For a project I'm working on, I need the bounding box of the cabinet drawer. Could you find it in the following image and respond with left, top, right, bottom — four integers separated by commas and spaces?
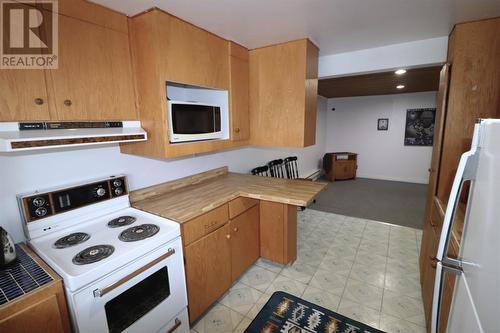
182, 204, 229, 246
229, 197, 259, 219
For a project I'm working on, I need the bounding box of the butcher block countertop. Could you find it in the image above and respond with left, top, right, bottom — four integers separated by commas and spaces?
130, 167, 328, 223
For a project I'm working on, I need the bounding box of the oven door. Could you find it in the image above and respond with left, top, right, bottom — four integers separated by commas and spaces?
70, 237, 188, 333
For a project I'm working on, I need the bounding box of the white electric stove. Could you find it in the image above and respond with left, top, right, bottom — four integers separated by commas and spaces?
18, 176, 189, 333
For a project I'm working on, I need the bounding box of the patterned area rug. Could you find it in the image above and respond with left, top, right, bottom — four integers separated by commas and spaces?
245, 291, 385, 333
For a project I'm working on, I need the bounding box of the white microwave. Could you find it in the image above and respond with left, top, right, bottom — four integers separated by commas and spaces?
167, 100, 223, 143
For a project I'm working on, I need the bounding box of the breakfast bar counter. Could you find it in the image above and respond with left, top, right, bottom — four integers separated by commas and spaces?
130, 167, 327, 223
130, 167, 327, 322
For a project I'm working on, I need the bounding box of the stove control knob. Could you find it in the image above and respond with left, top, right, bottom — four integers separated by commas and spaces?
114, 187, 123, 196
32, 197, 46, 207
113, 179, 122, 187
35, 207, 47, 217
95, 188, 106, 197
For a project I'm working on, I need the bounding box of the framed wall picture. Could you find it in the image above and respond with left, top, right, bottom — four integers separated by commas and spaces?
377, 118, 389, 131
404, 108, 436, 146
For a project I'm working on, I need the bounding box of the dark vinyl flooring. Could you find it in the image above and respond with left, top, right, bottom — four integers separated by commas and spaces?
310, 178, 427, 229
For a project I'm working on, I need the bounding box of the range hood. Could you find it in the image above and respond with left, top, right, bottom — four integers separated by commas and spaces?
0, 121, 147, 152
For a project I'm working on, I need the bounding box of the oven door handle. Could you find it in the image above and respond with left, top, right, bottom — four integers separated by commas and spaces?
93, 248, 176, 298
165, 318, 182, 333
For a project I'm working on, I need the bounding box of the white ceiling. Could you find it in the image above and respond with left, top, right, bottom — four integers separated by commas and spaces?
90, 0, 500, 55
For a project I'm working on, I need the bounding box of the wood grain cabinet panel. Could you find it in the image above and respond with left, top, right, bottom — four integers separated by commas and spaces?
0, 68, 51, 121
230, 205, 260, 281
228, 196, 258, 219
259, 201, 297, 264
184, 224, 231, 323
181, 204, 229, 246
249, 39, 319, 147
229, 42, 250, 141
155, 10, 229, 90
0, 295, 65, 333
45, 14, 136, 121
0, 5, 51, 122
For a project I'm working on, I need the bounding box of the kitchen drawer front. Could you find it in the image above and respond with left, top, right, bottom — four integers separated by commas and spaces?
182, 204, 229, 246
229, 197, 259, 219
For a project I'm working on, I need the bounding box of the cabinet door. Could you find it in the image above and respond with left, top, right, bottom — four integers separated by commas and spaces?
230, 205, 259, 281
184, 224, 231, 323
0, 294, 65, 333
158, 12, 229, 89
45, 15, 136, 120
0, 6, 50, 122
229, 42, 249, 141
0, 69, 50, 121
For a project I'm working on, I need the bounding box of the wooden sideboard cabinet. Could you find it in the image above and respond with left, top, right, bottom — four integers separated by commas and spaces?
249, 39, 319, 147
323, 152, 357, 181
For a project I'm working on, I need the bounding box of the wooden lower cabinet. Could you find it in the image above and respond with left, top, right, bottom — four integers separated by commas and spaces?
184, 224, 232, 323
259, 201, 297, 264
183, 199, 299, 323
230, 205, 260, 281
0, 246, 71, 333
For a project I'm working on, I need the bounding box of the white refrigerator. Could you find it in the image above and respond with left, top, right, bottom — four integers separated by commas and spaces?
432, 119, 500, 333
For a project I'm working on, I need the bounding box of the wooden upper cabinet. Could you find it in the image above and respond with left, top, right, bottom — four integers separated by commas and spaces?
249, 39, 319, 147
0, 3, 50, 122
0, 68, 50, 121
154, 10, 229, 89
45, 14, 136, 120
121, 9, 245, 159
229, 42, 250, 141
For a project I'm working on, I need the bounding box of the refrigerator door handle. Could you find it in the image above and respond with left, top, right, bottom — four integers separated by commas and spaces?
432, 122, 481, 333
436, 142, 479, 265
431, 262, 463, 333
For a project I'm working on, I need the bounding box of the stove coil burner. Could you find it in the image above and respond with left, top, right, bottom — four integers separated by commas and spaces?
119, 224, 160, 242
54, 232, 90, 249
107, 216, 136, 228
72, 245, 115, 265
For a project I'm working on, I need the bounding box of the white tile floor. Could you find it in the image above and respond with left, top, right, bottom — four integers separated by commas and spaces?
191, 209, 426, 333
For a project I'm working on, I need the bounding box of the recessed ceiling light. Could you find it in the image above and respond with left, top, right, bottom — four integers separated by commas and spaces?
396, 84, 405, 89
395, 69, 407, 75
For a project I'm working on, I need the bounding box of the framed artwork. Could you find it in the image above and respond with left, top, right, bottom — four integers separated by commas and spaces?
377, 118, 389, 131
404, 108, 436, 146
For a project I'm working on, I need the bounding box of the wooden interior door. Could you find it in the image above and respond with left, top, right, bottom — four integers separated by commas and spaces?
230, 205, 259, 281
45, 14, 136, 120
422, 64, 450, 237
184, 224, 231, 323
420, 205, 440, 326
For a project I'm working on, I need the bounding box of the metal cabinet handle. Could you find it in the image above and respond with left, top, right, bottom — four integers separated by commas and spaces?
235, 128, 240, 133
93, 248, 175, 298
64, 99, 72, 106
165, 319, 182, 333
34, 98, 44, 105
